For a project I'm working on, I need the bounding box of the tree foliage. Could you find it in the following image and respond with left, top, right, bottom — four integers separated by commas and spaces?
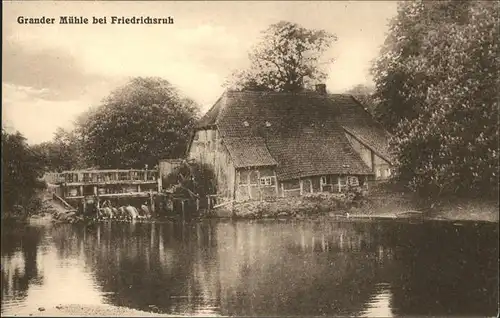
35, 77, 200, 170
82, 77, 199, 168
224, 21, 337, 92
371, 0, 475, 131
2, 130, 46, 217
164, 160, 217, 198
373, 0, 499, 197
31, 128, 83, 172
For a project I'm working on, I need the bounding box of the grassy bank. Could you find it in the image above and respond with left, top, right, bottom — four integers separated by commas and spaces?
214, 183, 498, 223
363, 181, 499, 222
228, 193, 351, 219
425, 197, 498, 222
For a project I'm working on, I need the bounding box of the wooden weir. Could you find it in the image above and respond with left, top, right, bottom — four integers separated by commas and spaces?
53, 169, 160, 215
46, 168, 223, 219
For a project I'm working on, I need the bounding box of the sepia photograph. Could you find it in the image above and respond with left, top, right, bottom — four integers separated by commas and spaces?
2, 0, 499, 317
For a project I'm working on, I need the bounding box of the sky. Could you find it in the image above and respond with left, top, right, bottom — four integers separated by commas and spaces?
2, 1, 397, 144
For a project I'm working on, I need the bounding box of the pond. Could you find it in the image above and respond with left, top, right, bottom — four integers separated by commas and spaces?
1, 219, 498, 317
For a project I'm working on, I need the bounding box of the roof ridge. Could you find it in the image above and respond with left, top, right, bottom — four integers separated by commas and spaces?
348, 95, 391, 133
225, 90, 354, 97
342, 126, 392, 164
195, 91, 227, 129
339, 125, 377, 170
214, 90, 229, 126
202, 100, 218, 116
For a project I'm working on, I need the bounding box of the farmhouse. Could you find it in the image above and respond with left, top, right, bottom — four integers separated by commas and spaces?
187, 84, 393, 202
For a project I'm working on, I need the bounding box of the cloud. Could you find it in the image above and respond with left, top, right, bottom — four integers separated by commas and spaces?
2, 83, 91, 144
4, 13, 240, 108
2, 83, 52, 102
2, 37, 119, 102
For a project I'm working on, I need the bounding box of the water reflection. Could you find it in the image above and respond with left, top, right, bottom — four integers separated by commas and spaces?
388, 222, 499, 316
1, 223, 45, 309
214, 221, 394, 316
359, 283, 393, 317
1, 220, 498, 317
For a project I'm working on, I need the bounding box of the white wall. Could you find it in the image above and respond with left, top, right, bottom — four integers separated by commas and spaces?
345, 132, 392, 180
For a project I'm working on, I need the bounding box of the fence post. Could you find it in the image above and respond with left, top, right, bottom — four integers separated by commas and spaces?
149, 191, 154, 215
181, 200, 185, 221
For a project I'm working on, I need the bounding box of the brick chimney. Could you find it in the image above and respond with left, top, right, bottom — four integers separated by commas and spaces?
315, 84, 327, 94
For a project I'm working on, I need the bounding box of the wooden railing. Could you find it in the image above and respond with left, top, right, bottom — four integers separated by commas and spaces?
56, 169, 158, 184
43, 172, 64, 184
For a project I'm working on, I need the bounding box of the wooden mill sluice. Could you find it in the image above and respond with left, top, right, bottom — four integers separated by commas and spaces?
53, 169, 160, 215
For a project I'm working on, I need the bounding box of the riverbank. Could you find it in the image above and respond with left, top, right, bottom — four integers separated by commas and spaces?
24, 185, 498, 225
7, 304, 181, 317
425, 197, 499, 222
215, 185, 498, 223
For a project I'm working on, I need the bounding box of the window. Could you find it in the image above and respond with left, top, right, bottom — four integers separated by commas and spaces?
376, 169, 381, 178
386, 168, 392, 177
320, 176, 327, 185
347, 176, 359, 186
338, 176, 347, 186
321, 176, 337, 185
260, 176, 276, 186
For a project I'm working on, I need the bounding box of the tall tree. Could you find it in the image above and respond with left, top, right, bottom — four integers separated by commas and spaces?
80, 77, 199, 169
2, 130, 46, 217
32, 127, 82, 172
224, 21, 337, 92
371, 0, 474, 132
373, 0, 499, 197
